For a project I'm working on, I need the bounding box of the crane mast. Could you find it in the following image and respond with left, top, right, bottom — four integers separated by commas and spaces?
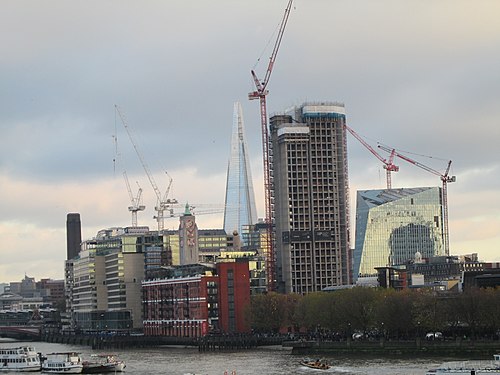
248, 0, 293, 292
115, 105, 177, 232
123, 171, 145, 227
113, 130, 146, 227
344, 124, 399, 189
378, 144, 456, 255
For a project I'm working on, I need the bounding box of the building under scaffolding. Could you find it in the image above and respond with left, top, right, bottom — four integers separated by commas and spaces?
270, 102, 351, 293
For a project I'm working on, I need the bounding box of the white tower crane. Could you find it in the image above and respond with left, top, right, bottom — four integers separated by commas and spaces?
113, 131, 146, 227
123, 171, 145, 227
115, 105, 177, 232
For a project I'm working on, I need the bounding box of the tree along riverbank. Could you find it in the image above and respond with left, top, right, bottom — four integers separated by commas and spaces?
285, 338, 500, 358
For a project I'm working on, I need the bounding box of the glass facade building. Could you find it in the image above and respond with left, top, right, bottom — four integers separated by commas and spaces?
223, 102, 258, 244
353, 187, 446, 281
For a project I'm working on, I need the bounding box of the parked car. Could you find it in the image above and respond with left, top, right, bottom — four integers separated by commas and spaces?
352, 332, 364, 340
426, 331, 443, 340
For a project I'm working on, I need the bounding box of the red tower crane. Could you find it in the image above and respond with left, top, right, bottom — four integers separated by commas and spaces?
378, 144, 456, 256
344, 124, 399, 189
248, 0, 293, 291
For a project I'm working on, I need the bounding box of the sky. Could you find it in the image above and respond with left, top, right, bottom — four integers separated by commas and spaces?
1, 0, 499, 283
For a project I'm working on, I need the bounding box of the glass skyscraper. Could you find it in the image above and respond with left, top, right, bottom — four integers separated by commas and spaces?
353, 187, 446, 281
223, 102, 258, 243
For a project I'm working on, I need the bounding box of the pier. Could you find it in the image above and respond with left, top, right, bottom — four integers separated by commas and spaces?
40, 331, 283, 351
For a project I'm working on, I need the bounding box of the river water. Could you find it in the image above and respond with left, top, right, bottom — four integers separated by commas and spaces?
0, 340, 447, 375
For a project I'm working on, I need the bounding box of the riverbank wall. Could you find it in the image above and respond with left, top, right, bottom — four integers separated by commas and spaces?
40, 332, 282, 351
40, 332, 500, 358
286, 338, 500, 358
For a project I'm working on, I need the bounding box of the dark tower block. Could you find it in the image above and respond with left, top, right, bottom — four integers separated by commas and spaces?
66, 213, 82, 260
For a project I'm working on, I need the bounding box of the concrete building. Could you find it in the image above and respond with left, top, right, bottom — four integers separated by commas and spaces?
71, 226, 163, 331
375, 255, 499, 292
270, 102, 351, 293
162, 227, 229, 266
223, 102, 258, 245
353, 187, 446, 282
198, 229, 229, 263
38, 279, 65, 310
65, 212, 81, 316
179, 205, 199, 265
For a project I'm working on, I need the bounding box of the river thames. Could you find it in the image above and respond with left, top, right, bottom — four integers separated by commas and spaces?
1, 340, 447, 374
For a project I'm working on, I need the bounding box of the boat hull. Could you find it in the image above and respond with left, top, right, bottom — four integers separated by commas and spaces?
42, 352, 83, 374
41, 366, 83, 374
299, 361, 330, 370
0, 366, 41, 372
0, 346, 42, 372
82, 362, 125, 373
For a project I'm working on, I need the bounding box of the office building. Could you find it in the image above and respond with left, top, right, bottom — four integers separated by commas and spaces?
270, 102, 351, 293
223, 102, 258, 244
353, 187, 446, 282
71, 226, 164, 330
198, 229, 229, 263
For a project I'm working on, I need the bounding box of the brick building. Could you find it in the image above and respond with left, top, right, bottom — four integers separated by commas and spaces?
142, 260, 250, 338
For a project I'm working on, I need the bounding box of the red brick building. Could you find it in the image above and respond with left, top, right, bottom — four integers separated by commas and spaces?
217, 260, 251, 333
142, 260, 250, 337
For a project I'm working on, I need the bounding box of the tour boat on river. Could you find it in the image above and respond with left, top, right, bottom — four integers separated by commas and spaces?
41, 352, 83, 374
0, 346, 41, 372
426, 354, 500, 374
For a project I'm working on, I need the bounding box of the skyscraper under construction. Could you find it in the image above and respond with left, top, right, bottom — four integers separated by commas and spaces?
270, 102, 351, 293
223, 102, 258, 244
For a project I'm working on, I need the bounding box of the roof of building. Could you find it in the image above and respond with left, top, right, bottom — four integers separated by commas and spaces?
358, 187, 435, 207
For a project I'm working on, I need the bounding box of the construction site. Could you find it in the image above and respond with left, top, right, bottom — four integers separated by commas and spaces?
96, 0, 461, 294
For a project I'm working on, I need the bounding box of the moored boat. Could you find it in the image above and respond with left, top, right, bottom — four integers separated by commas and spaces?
0, 346, 41, 372
426, 354, 500, 374
299, 358, 330, 370
82, 354, 125, 373
41, 352, 83, 374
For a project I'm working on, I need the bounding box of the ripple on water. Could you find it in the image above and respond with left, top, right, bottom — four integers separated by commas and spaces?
0, 341, 443, 375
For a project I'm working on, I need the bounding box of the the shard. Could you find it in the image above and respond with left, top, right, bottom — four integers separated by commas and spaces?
223, 102, 258, 244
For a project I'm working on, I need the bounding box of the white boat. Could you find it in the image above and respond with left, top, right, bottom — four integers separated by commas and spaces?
42, 352, 83, 374
82, 354, 125, 373
426, 354, 500, 374
0, 346, 41, 372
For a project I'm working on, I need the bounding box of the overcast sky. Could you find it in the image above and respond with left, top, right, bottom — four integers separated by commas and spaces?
1, 0, 499, 283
